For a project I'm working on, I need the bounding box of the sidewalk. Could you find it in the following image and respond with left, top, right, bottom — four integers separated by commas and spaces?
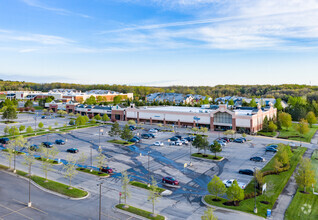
271, 148, 314, 220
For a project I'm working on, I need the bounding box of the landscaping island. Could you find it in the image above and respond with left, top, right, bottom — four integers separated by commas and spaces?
116, 204, 165, 220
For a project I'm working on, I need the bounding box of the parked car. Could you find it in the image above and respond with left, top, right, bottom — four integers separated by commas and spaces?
240, 137, 247, 142
148, 133, 156, 138
239, 169, 254, 176
216, 140, 226, 147
100, 166, 113, 174
129, 125, 136, 131
30, 144, 39, 151
66, 148, 79, 153
174, 135, 182, 140
185, 136, 195, 142
149, 129, 158, 133
141, 134, 151, 139
169, 137, 179, 142
170, 141, 182, 146
234, 138, 244, 143
153, 141, 164, 146
133, 136, 140, 141
220, 137, 230, 143
55, 139, 65, 145
223, 179, 246, 189
266, 147, 278, 152
42, 142, 53, 148
180, 139, 189, 145
129, 138, 139, 143
0, 137, 10, 144
41, 116, 47, 119
162, 177, 179, 185
267, 144, 278, 149
250, 156, 265, 162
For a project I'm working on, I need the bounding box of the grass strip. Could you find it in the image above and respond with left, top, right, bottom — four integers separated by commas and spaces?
76, 168, 109, 177
192, 153, 223, 161
1, 149, 25, 155
108, 139, 134, 145
257, 131, 277, 137
116, 204, 165, 220
0, 165, 87, 198
129, 181, 165, 193
204, 146, 306, 218
278, 124, 318, 143
35, 157, 59, 164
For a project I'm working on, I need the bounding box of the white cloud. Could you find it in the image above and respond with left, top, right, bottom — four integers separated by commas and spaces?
103, 0, 318, 50
21, 0, 91, 18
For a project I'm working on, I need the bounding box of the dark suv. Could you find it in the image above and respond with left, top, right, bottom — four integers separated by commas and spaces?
42, 142, 53, 148
0, 137, 10, 144
141, 134, 151, 139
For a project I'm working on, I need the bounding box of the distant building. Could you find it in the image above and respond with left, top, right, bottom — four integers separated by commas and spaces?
146, 93, 210, 104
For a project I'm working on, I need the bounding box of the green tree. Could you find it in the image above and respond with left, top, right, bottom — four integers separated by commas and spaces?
24, 100, 33, 108
254, 169, 264, 189
9, 135, 27, 172
94, 114, 102, 121
113, 95, 122, 105
226, 180, 244, 206
127, 120, 136, 125
207, 175, 226, 200
201, 208, 218, 220
277, 148, 289, 166
102, 114, 110, 122
278, 112, 292, 130
22, 146, 36, 189
148, 176, 162, 216
192, 135, 209, 154
95, 148, 107, 170
63, 156, 78, 189
4, 142, 15, 169
120, 124, 134, 140
228, 99, 234, 106
295, 158, 316, 193
9, 126, 19, 136
295, 119, 309, 146
274, 158, 283, 172
121, 171, 131, 207
75, 116, 86, 126
268, 121, 277, 132
249, 98, 257, 107
4, 125, 10, 136
83, 115, 89, 123
306, 111, 317, 127
2, 106, 17, 122
39, 145, 59, 181
26, 126, 33, 133
262, 116, 269, 132
108, 122, 121, 139
42, 109, 48, 115
274, 98, 283, 111
38, 122, 44, 129
54, 122, 58, 126
209, 141, 222, 159
85, 95, 96, 105
19, 125, 26, 132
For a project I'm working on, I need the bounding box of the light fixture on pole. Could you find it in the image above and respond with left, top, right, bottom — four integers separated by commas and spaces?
254, 167, 257, 214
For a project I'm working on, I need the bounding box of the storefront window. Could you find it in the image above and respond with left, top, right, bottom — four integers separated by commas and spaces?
214, 112, 232, 124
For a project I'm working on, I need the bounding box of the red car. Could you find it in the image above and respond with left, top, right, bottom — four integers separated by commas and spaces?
100, 166, 113, 174
162, 177, 179, 185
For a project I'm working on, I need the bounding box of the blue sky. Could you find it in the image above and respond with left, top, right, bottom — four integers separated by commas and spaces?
0, 0, 318, 86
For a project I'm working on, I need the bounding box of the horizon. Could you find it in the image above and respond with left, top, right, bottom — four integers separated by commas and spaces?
1, 1, 318, 86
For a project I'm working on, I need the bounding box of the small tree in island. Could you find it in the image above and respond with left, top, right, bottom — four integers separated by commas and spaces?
209, 141, 222, 159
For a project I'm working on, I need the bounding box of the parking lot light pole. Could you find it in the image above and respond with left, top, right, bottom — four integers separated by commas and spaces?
99, 128, 103, 148
97, 182, 103, 220
28, 165, 32, 207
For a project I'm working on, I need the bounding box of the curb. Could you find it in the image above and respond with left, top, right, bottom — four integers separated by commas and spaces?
201, 196, 265, 220
0, 169, 90, 200
112, 205, 167, 220
191, 156, 225, 162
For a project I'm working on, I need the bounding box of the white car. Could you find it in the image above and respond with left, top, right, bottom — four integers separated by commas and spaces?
170, 141, 182, 146
153, 141, 164, 146
149, 129, 158, 133
180, 139, 189, 145
222, 179, 246, 189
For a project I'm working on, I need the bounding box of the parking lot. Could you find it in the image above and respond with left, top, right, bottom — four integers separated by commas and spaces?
8, 119, 280, 200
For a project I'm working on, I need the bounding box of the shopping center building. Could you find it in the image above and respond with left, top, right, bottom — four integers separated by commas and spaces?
125, 104, 277, 133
